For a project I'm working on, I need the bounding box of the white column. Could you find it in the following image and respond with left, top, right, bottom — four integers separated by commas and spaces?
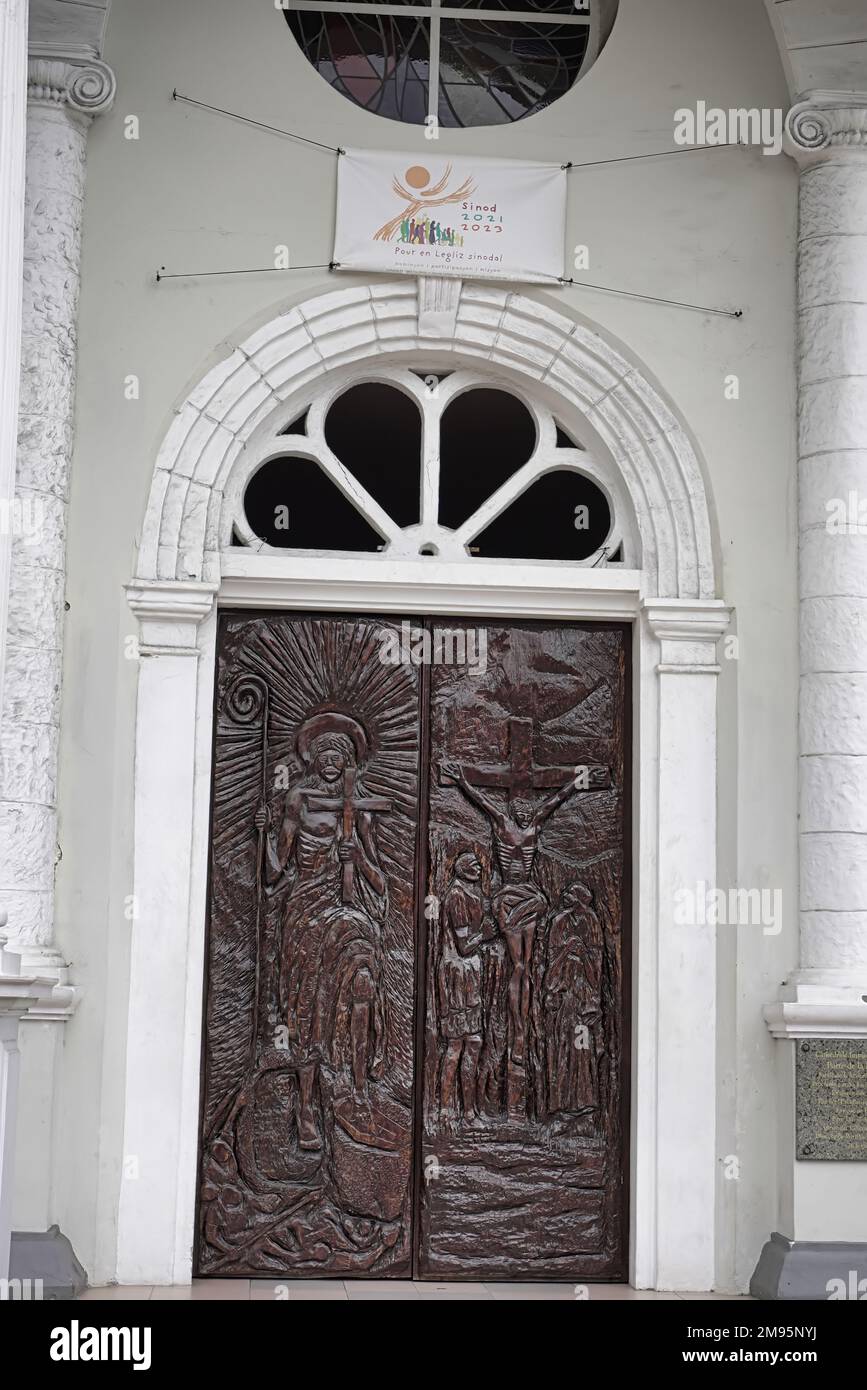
767, 93, 867, 1035
755, 94, 867, 1294
644, 601, 729, 1291
0, 918, 53, 1280
0, 56, 115, 974
0, 0, 28, 711
117, 583, 217, 1285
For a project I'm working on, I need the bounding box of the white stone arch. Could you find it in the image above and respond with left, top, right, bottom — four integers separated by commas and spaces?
135, 281, 718, 600
121, 279, 730, 1294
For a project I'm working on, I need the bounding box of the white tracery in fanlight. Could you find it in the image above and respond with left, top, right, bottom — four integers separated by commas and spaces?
225, 367, 626, 564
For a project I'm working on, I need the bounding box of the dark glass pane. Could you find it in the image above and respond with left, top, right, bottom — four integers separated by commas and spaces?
438, 19, 588, 126
280, 410, 308, 435
471, 469, 611, 560
286, 12, 432, 125
438, 388, 536, 529
283, 6, 589, 128
298, 0, 419, 6
443, 0, 587, 11
289, 0, 587, 12
244, 456, 384, 551
324, 382, 422, 527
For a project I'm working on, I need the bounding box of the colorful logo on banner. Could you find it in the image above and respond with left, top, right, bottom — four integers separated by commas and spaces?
374, 164, 476, 250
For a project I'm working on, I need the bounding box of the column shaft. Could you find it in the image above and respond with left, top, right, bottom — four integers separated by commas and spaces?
755, 93, 867, 1299
0, 59, 114, 969
792, 95, 867, 991
0, 0, 28, 712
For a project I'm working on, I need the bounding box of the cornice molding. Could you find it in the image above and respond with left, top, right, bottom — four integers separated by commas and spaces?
29, 0, 112, 64
764, 969, 867, 1040
764, 1003, 867, 1041
0, 926, 64, 1021
126, 581, 218, 657
643, 600, 731, 643
644, 600, 730, 675
27, 56, 116, 119
219, 553, 643, 622
785, 90, 867, 167
126, 581, 219, 625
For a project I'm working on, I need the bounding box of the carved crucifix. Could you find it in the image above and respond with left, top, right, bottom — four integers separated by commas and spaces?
304, 766, 392, 904
457, 717, 610, 796
441, 718, 611, 886
441, 718, 611, 1075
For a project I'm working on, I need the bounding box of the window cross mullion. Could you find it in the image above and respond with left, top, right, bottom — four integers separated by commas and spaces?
281, 2, 592, 26
428, 0, 441, 124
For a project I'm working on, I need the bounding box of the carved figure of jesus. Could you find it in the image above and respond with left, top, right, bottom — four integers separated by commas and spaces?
255, 722, 389, 1150
440, 758, 578, 1066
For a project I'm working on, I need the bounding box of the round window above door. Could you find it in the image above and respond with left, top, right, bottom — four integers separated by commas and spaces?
281, 0, 619, 128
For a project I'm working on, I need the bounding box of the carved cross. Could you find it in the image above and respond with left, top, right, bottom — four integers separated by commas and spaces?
457, 717, 609, 796
304, 766, 391, 904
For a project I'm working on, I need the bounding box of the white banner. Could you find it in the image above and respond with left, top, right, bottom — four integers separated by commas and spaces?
333, 149, 566, 285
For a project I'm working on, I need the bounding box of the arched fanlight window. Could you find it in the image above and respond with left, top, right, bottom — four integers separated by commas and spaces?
281, 0, 619, 128
231, 369, 625, 566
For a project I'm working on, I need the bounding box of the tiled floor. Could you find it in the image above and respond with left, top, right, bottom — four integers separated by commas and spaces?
78, 1279, 749, 1301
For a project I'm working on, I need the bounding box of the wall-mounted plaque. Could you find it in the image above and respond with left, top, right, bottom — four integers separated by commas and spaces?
796, 1039, 867, 1161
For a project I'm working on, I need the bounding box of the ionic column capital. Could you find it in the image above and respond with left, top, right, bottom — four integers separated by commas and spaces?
785, 90, 867, 168
27, 57, 116, 121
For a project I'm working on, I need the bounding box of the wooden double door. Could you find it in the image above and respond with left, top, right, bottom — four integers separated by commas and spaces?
197, 613, 630, 1281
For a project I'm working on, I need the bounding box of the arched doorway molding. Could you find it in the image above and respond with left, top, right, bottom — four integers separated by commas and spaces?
121, 280, 730, 1291
135, 279, 718, 599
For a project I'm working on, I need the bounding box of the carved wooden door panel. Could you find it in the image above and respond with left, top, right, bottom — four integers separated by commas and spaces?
199, 614, 629, 1281
417, 621, 629, 1280
198, 614, 421, 1277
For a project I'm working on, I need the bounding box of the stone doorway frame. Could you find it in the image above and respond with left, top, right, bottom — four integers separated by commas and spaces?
121, 280, 729, 1290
